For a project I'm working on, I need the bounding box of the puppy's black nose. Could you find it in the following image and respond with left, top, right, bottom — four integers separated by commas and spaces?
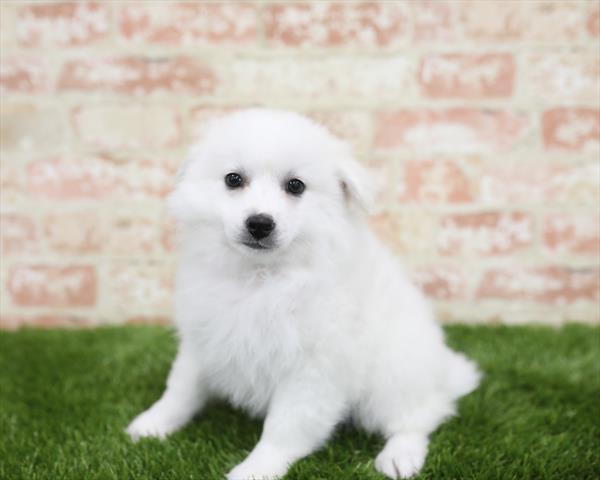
246, 214, 275, 240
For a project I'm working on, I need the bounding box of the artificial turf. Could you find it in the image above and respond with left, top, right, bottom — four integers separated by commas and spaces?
0, 325, 598, 480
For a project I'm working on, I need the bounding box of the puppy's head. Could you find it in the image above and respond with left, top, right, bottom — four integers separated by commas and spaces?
169, 109, 374, 260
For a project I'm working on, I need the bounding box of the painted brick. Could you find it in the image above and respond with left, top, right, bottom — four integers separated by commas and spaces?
526, 53, 600, 101
543, 213, 600, 256
27, 156, 177, 200
459, 1, 582, 42
28, 157, 117, 199
588, 3, 600, 37
44, 211, 103, 254
264, 2, 407, 47
374, 109, 529, 153
0, 214, 37, 255
58, 57, 216, 95
17, 2, 110, 47
0, 161, 24, 202
401, 159, 473, 204
419, 53, 515, 99
107, 214, 164, 255
0, 58, 49, 93
542, 108, 600, 152
411, 266, 467, 300
161, 216, 177, 253
222, 57, 411, 102
8, 265, 96, 307
439, 212, 533, 256
411, 1, 457, 42
72, 106, 181, 149
0, 314, 91, 330
480, 163, 600, 205
477, 267, 599, 304
370, 210, 437, 254
118, 3, 257, 45
44, 210, 167, 256
307, 111, 371, 153
108, 263, 174, 311
1, 104, 67, 152
363, 155, 400, 210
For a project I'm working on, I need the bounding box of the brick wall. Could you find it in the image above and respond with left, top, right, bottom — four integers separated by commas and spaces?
1, 1, 598, 328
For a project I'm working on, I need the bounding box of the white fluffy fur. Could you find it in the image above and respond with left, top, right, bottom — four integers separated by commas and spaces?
126, 109, 480, 479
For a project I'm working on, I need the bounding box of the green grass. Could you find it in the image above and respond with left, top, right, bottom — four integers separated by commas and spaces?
1, 325, 599, 480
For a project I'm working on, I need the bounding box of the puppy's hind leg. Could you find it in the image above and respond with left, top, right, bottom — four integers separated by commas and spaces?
375, 432, 429, 479
372, 393, 457, 479
126, 340, 208, 441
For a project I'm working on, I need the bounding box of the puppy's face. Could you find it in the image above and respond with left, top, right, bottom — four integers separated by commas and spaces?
169, 109, 372, 260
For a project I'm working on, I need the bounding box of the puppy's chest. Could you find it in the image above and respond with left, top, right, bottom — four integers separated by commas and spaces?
187, 273, 315, 414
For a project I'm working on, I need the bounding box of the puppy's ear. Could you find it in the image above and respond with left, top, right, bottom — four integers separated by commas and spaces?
336, 154, 378, 214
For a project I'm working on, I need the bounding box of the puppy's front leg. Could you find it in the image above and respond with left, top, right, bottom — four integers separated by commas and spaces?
227, 374, 345, 480
126, 340, 207, 441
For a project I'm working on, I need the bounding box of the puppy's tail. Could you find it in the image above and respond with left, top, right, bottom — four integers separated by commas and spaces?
444, 351, 481, 399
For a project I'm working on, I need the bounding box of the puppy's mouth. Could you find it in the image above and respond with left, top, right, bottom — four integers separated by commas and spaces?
241, 239, 276, 251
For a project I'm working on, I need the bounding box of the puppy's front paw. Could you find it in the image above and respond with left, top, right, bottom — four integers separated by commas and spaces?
374, 434, 427, 479
226, 465, 284, 480
226, 444, 289, 480
126, 406, 178, 442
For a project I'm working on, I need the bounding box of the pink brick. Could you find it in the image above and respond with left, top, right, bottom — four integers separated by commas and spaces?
58, 57, 216, 95
161, 216, 177, 253
542, 108, 600, 152
526, 53, 600, 101
369, 210, 437, 254
8, 265, 96, 307
543, 213, 600, 255
412, 266, 467, 300
118, 3, 257, 45
411, 1, 457, 42
0, 314, 92, 330
588, 3, 600, 37
44, 211, 167, 255
17, 2, 110, 47
44, 211, 103, 254
27, 157, 177, 200
459, 1, 582, 42
1, 104, 67, 152
0, 214, 37, 255
307, 111, 371, 152
374, 109, 529, 153
477, 267, 599, 304
480, 163, 599, 205
28, 157, 118, 199
223, 57, 411, 102
108, 263, 173, 310
0, 58, 49, 93
0, 162, 24, 202
419, 53, 515, 99
72, 106, 182, 149
439, 212, 533, 256
264, 2, 407, 47
402, 159, 473, 204
108, 215, 165, 255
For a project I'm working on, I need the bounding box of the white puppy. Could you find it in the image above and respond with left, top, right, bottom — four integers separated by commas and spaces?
126, 109, 480, 479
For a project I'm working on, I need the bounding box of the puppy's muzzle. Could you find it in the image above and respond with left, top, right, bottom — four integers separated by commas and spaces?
246, 213, 276, 240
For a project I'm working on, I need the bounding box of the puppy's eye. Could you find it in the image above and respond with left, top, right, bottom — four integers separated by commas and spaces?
286, 178, 305, 196
224, 172, 244, 189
